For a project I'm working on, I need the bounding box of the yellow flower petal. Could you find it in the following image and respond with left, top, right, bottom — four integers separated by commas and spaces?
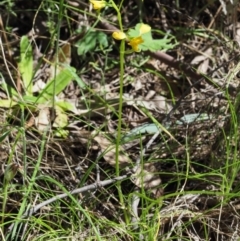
139, 24, 151, 35
112, 31, 127, 40
90, 0, 106, 10
128, 36, 144, 52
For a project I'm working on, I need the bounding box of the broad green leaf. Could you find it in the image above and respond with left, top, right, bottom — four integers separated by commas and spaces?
36, 66, 75, 104
56, 101, 78, 114
19, 36, 33, 95
176, 113, 212, 125
1, 83, 18, 98
23, 95, 38, 103
141, 32, 153, 42
97, 31, 108, 48
128, 28, 139, 38
0, 100, 17, 108
122, 123, 161, 143
128, 24, 142, 37
141, 39, 175, 51
128, 23, 151, 38
76, 31, 108, 56
122, 113, 213, 143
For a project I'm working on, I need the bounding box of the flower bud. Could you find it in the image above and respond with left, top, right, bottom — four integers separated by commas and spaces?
90, 0, 107, 10
112, 31, 127, 40
4, 163, 21, 182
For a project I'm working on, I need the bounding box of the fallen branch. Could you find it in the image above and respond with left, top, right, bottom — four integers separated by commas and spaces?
7, 173, 130, 233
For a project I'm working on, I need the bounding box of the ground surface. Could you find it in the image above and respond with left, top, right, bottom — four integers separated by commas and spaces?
0, 0, 240, 240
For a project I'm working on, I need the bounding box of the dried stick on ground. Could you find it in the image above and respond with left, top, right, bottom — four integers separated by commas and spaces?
7, 174, 130, 234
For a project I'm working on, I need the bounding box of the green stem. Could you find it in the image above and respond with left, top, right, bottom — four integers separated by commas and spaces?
110, 1, 123, 31
2, 177, 9, 233
115, 34, 129, 225
109, 0, 129, 223
115, 40, 125, 177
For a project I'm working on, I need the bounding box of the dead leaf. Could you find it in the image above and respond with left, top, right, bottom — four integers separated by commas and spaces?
131, 162, 162, 198
58, 43, 71, 64
190, 48, 212, 74
131, 79, 143, 91
190, 55, 207, 65
48, 43, 72, 79
32, 79, 46, 93
25, 116, 35, 129
153, 95, 172, 112
198, 58, 209, 74
35, 107, 50, 132
190, 48, 212, 65
94, 135, 132, 167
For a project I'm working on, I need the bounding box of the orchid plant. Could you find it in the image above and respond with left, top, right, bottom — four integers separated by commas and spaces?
89, 1, 176, 209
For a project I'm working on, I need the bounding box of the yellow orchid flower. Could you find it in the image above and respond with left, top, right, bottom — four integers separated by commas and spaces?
112, 23, 151, 52
139, 24, 151, 35
128, 36, 144, 52
127, 24, 150, 51
112, 31, 127, 40
90, 0, 106, 10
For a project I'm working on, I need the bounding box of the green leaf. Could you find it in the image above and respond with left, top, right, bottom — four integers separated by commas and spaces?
54, 129, 69, 138
121, 123, 161, 143
56, 101, 78, 114
176, 113, 212, 125
22, 95, 38, 103
141, 32, 153, 42
140, 39, 175, 51
128, 23, 145, 37
19, 36, 33, 95
128, 28, 140, 38
76, 31, 108, 56
0, 100, 17, 108
97, 32, 108, 48
1, 81, 18, 98
36, 66, 75, 104
53, 106, 69, 138
66, 66, 86, 89
0, 129, 12, 142
53, 108, 68, 128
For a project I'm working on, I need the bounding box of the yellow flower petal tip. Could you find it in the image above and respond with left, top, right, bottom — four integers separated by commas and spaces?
90, 0, 106, 10
112, 31, 127, 40
128, 36, 144, 52
139, 24, 151, 35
